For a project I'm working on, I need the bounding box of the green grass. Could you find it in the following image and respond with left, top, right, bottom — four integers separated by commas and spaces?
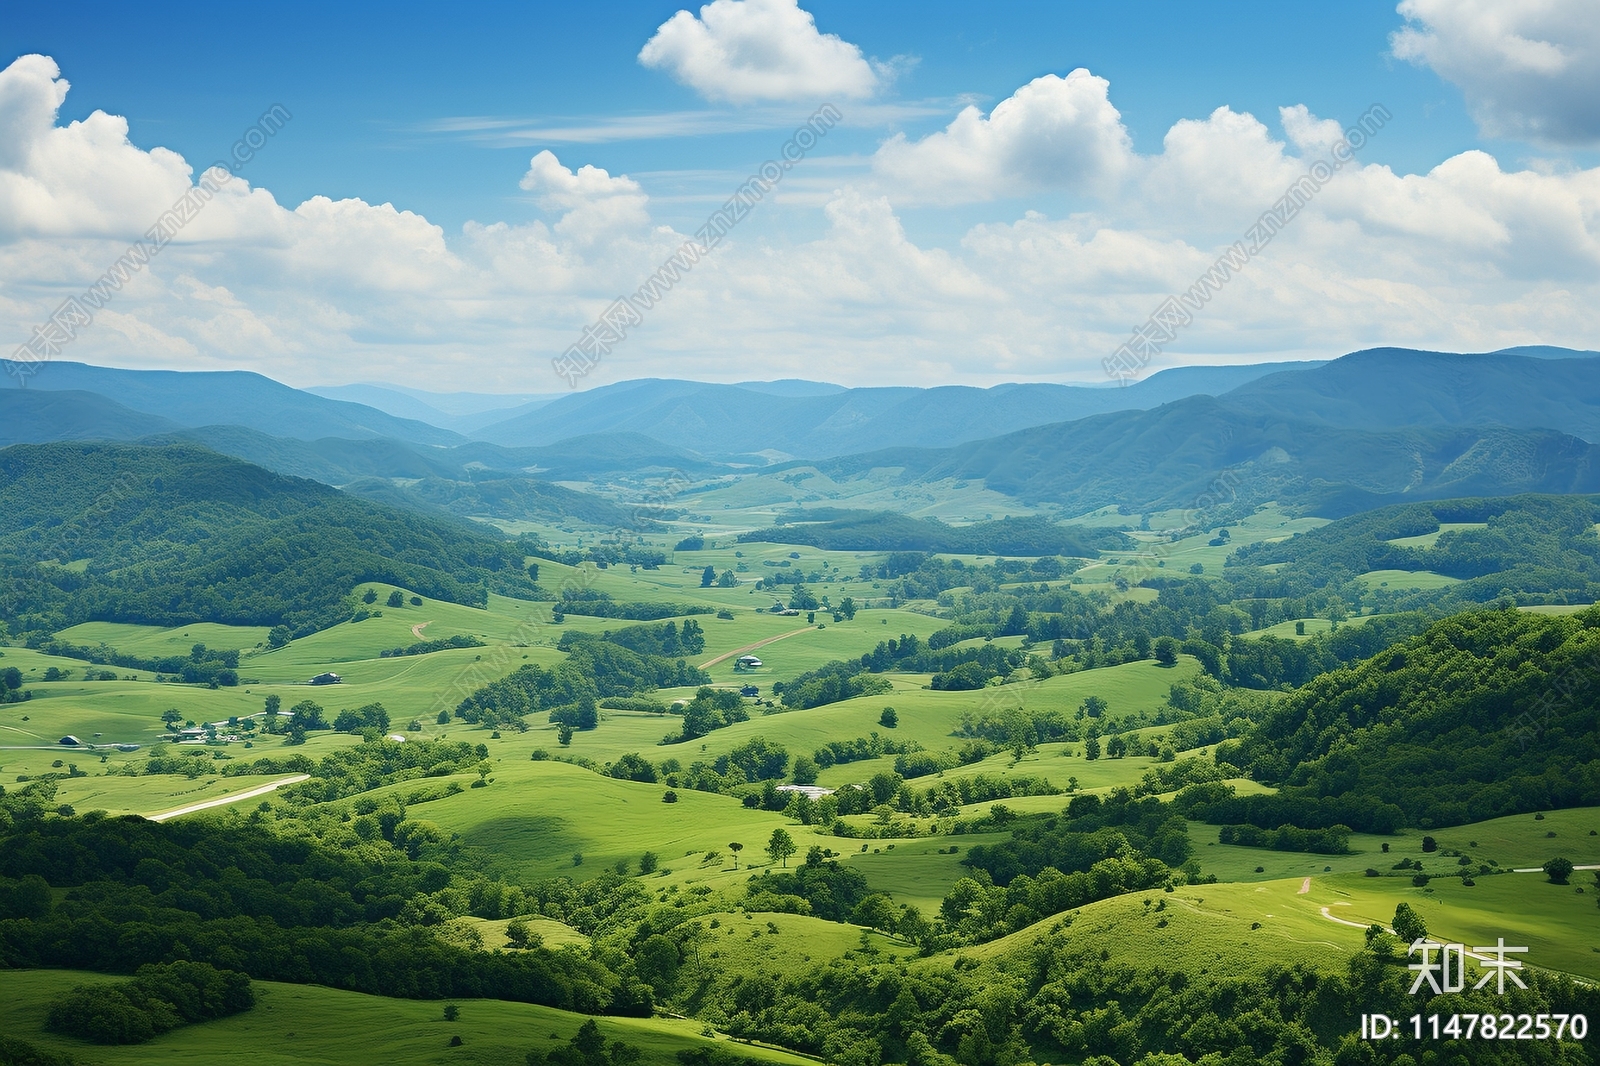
969, 877, 1365, 978
843, 833, 1015, 914
54, 620, 275, 658
1314, 871, 1600, 981
338, 758, 820, 885
52, 772, 306, 817
0, 970, 816, 1066
691, 910, 914, 973
1357, 569, 1461, 590
1385, 522, 1487, 549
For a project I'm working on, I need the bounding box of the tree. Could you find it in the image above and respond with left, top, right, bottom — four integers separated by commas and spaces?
1153, 636, 1179, 666
639, 851, 658, 874
362, 588, 378, 604
767, 828, 797, 867
700, 566, 716, 588
1105, 735, 1127, 758
387, 590, 404, 607
1544, 857, 1574, 884
1084, 736, 1101, 760
264, 694, 281, 718
791, 754, 819, 784
728, 841, 744, 869
788, 585, 818, 611
879, 706, 898, 729
1081, 695, 1107, 718
505, 918, 535, 948
839, 597, 857, 620
1392, 902, 1427, 943
267, 625, 291, 649
717, 570, 737, 587
161, 708, 183, 728
558, 724, 574, 746
437, 710, 451, 725
1421, 835, 1438, 852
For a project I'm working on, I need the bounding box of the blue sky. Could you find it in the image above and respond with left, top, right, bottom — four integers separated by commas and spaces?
1, 1, 1597, 390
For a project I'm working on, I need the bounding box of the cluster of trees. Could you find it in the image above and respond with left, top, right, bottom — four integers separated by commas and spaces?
554, 589, 712, 621
226, 736, 487, 803
562, 619, 704, 659
528, 542, 667, 570
1234, 493, 1600, 606
740, 513, 1130, 556
379, 634, 486, 657
0, 807, 648, 1015
670, 687, 750, 742
1216, 822, 1352, 854
0, 664, 25, 704
455, 641, 708, 732
0, 444, 541, 637
45, 962, 253, 1045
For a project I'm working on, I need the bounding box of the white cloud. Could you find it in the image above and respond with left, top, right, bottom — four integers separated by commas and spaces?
519, 151, 650, 242
2, 53, 1600, 392
871, 70, 1133, 204
1392, 0, 1600, 145
638, 0, 882, 104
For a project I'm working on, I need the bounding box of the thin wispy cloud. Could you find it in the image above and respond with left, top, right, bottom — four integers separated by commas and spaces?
415, 100, 965, 146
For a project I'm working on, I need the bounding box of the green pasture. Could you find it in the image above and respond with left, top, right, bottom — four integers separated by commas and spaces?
843, 832, 1015, 914
1358, 569, 1461, 590
971, 876, 1364, 978
1242, 614, 1385, 640
1385, 521, 1487, 549
333, 758, 823, 884
52, 772, 305, 817
1313, 870, 1600, 982
54, 620, 275, 657
690, 909, 914, 972
0, 970, 816, 1066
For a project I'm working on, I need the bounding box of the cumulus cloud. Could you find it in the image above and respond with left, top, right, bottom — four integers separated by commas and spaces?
638, 0, 881, 103
3, 52, 1600, 390
1392, 0, 1600, 145
519, 151, 649, 242
871, 70, 1133, 204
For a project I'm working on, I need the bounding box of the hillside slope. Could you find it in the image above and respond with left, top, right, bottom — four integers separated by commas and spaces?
1223, 348, 1600, 440
19, 362, 463, 445
809, 395, 1600, 516
0, 442, 540, 634
1216, 607, 1600, 829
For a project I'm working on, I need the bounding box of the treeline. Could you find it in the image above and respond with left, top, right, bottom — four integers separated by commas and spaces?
555, 589, 713, 622
25, 637, 241, 686
1232, 493, 1600, 607
739, 512, 1131, 556
456, 640, 708, 731
46, 962, 253, 1044
773, 633, 1034, 709
379, 634, 486, 657
1219, 607, 1600, 830
559, 619, 704, 659
1216, 822, 1351, 853
0, 444, 540, 636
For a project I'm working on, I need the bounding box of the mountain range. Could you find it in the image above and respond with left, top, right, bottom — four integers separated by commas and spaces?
6, 346, 1599, 524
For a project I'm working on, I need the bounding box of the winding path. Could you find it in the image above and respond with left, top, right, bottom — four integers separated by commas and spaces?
412, 620, 433, 639
699, 626, 816, 669
148, 774, 310, 822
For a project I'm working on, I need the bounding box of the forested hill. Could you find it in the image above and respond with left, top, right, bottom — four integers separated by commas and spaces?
1212, 607, 1600, 831
0, 443, 541, 636
1230, 494, 1600, 605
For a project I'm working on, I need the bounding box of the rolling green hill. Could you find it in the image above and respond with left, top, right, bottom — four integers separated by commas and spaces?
1218, 607, 1600, 830
0, 443, 540, 635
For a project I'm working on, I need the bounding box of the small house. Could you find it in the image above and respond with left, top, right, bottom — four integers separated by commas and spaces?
740, 684, 759, 698
309, 672, 343, 685
734, 655, 763, 670
58, 735, 81, 746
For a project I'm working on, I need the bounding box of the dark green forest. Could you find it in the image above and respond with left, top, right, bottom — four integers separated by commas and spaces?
0, 443, 543, 635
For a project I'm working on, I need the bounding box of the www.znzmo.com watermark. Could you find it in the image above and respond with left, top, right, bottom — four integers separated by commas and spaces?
4, 104, 292, 387
552, 104, 841, 388
1104, 103, 1392, 385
